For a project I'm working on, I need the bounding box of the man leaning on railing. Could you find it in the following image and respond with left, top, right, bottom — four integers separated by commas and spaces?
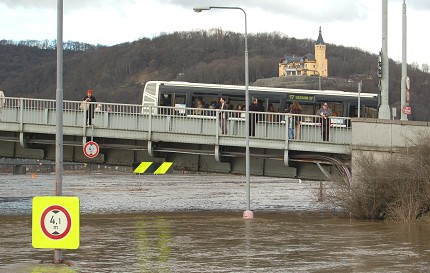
316, 102, 332, 141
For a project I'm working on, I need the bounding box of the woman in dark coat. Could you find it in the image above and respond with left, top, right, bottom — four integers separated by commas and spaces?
83, 89, 96, 125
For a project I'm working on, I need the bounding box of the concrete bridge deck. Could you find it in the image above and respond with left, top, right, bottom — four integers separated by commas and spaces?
0, 97, 353, 178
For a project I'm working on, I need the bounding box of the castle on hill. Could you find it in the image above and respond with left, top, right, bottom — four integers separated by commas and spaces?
278, 27, 328, 78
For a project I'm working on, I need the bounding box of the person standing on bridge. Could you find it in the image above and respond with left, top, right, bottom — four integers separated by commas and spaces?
287, 102, 302, 140
249, 98, 260, 136
316, 102, 332, 141
219, 97, 229, 135
0, 90, 5, 116
83, 89, 96, 126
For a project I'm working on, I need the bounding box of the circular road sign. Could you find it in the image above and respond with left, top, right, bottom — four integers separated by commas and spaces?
40, 205, 72, 240
83, 141, 99, 158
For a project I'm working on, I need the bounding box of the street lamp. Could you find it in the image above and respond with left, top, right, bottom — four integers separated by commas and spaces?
194, 6, 253, 219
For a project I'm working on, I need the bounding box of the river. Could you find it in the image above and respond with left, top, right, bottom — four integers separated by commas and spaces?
1, 172, 429, 272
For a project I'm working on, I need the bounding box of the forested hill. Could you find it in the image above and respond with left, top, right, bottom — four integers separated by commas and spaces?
1, 30, 430, 120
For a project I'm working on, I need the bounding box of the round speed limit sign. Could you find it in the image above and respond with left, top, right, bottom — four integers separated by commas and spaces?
83, 141, 99, 158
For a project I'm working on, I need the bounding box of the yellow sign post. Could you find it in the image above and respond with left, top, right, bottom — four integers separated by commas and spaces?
32, 196, 80, 249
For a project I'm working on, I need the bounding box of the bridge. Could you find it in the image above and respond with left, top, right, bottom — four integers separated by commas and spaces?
0, 96, 365, 179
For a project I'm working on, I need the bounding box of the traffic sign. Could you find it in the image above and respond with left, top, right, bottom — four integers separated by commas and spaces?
403, 106, 412, 115
32, 196, 80, 249
41, 205, 71, 240
83, 141, 99, 158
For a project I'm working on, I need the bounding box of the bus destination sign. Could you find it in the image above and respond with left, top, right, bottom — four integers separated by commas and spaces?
288, 94, 315, 102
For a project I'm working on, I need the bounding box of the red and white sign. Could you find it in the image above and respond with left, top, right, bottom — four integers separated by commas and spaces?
40, 205, 72, 240
403, 106, 412, 115
83, 141, 99, 158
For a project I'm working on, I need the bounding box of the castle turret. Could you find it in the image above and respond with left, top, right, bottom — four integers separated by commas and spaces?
315, 26, 328, 77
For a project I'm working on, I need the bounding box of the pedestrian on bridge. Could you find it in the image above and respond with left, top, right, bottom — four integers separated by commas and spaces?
219, 97, 229, 135
83, 89, 96, 125
316, 102, 332, 141
248, 98, 259, 136
0, 91, 5, 115
287, 102, 302, 140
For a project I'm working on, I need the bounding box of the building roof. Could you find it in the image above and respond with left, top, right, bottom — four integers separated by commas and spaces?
316, 26, 325, 45
281, 53, 315, 63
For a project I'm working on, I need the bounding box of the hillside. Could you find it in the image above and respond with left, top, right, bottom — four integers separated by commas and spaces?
1, 30, 430, 120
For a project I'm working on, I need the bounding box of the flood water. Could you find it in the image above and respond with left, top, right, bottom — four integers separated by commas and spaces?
1, 172, 430, 272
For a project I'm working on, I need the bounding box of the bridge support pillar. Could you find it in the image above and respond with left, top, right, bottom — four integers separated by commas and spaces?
214, 145, 221, 162
283, 150, 289, 167
148, 141, 154, 158
19, 132, 27, 148
13, 165, 26, 175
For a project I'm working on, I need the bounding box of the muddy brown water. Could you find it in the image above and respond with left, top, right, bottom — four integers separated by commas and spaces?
1, 173, 429, 272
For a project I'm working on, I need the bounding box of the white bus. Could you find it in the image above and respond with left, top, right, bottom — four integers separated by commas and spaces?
142, 81, 379, 118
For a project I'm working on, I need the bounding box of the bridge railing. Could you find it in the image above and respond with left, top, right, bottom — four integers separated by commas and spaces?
0, 97, 351, 144
135, 106, 350, 144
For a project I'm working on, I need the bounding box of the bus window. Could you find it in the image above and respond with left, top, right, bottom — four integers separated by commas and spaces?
348, 105, 378, 118
349, 105, 358, 117
331, 102, 344, 117
225, 94, 246, 111
192, 92, 219, 109
160, 94, 172, 106
285, 102, 314, 115
174, 94, 186, 105
265, 97, 282, 112
364, 107, 378, 118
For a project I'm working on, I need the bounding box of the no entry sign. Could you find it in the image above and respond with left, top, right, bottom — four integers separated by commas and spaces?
83, 141, 99, 158
32, 196, 80, 249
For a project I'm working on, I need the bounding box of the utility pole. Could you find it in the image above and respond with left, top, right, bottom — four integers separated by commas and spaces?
400, 0, 408, 120
379, 0, 391, 119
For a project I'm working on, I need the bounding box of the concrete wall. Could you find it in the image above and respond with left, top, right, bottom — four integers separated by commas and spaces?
352, 118, 430, 152
351, 118, 430, 179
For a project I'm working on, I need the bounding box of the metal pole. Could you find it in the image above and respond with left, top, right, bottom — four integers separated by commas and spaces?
358, 81, 362, 118
193, 6, 252, 218
243, 9, 252, 218
400, 0, 408, 120
54, 0, 64, 263
379, 0, 391, 119
318, 74, 321, 90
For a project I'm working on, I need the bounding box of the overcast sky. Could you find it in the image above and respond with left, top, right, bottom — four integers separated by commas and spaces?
0, 0, 429, 67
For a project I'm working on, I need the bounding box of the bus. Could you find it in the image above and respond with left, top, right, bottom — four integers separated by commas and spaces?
141, 81, 379, 118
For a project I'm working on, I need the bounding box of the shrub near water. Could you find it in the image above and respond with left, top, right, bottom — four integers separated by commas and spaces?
331, 135, 430, 222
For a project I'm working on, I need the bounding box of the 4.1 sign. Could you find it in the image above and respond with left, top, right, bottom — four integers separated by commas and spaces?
41, 205, 72, 240
32, 196, 80, 249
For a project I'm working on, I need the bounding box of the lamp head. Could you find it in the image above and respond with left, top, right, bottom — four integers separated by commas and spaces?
193, 7, 211, 12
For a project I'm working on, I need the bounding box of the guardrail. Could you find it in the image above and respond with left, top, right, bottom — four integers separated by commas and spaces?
0, 97, 351, 144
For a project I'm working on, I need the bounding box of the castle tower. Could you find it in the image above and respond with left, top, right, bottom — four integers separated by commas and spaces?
315, 26, 328, 77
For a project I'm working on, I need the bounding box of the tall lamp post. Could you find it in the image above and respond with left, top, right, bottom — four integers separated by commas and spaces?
193, 6, 253, 219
